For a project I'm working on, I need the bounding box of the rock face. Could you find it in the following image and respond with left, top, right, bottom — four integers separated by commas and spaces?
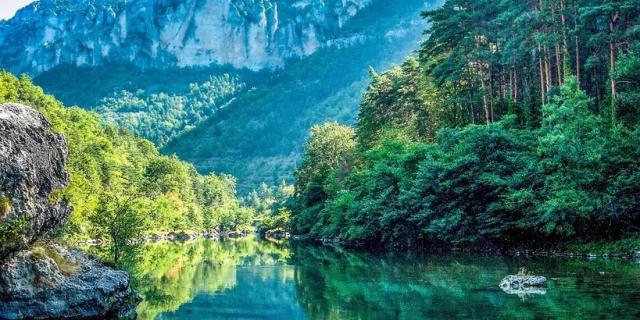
0, 245, 139, 319
0, 103, 71, 259
0, 103, 139, 319
499, 274, 547, 296
0, 0, 370, 74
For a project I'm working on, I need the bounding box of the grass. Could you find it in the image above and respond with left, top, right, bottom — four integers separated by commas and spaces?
31, 246, 79, 276
0, 195, 11, 218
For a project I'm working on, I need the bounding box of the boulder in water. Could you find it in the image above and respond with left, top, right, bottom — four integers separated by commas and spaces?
499, 274, 547, 296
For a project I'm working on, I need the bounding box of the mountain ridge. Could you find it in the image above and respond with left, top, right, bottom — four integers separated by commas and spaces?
0, 0, 372, 74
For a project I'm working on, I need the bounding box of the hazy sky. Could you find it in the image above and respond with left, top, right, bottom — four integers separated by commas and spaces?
1, 0, 34, 20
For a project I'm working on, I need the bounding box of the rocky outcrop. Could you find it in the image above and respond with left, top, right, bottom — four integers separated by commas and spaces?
264, 229, 290, 240
0, 103, 139, 319
0, 103, 70, 259
0, 245, 139, 320
499, 274, 547, 296
0, 0, 371, 74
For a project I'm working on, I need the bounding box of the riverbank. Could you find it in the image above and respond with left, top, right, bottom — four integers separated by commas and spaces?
73, 229, 252, 247
288, 235, 640, 260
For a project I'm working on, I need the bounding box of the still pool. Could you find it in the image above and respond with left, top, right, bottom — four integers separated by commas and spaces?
118, 237, 640, 319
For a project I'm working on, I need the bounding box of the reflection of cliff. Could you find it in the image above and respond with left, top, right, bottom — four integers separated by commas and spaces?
124, 237, 291, 320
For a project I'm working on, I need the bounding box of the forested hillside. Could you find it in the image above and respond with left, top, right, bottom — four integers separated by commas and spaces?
0, 71, 252, 261
96, 74, 245, 146
291, 0, 640, 248
19, 0, 442, 193
163, 0, 438, 192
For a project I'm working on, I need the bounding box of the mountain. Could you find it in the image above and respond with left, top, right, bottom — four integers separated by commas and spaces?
0, 0, 372, 74
0, 0, 443, 192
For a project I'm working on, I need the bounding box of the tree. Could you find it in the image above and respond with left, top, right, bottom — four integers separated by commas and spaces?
293, 122, 356, 234
89, 189, 149, 264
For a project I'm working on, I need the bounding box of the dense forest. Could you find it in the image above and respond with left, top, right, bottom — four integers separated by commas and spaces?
291, 0, 640, 249
96, 74, 245, 147
0, 71, 252, 262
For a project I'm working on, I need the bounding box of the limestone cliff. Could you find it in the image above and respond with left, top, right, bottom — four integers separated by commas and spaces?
0, 0, 371, 74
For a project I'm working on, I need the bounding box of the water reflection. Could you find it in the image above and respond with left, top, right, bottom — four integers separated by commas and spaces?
121, 237, 294, 319
120, 238, 640, 319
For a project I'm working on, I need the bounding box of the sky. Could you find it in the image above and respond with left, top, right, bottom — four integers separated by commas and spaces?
0, 0, 34, 20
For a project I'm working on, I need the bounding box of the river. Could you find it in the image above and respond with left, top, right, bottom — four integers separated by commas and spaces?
118, 236, 640, 319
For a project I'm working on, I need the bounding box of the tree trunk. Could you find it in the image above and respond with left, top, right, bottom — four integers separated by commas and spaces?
514, 69, 519, 102
556, 44, 563, 85
573, 0, 580, 86
610, 11, 619, 122
560, 0, 570, 63
544, 43, 552, 91
538, 43, 546, 104
480, 71, 491, 124
552, 3, 563, 85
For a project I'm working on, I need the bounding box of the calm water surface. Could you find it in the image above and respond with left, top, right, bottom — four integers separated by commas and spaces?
120, 237, 640, 319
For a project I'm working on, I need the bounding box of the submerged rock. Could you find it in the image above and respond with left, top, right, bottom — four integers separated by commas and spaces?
0, 245, 139, 320
499, 274, 547, 296
0, 103, 71, 259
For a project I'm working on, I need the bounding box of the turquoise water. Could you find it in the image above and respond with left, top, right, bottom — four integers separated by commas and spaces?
121, 237, 640, 319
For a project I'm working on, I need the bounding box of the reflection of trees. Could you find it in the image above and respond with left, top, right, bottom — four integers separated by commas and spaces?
121, 237, 291, 320
119, 239, 640, 320
291, 245, 640, 319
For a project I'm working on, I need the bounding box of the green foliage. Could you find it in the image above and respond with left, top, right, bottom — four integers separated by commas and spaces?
293, 122, 356, 234
259, 208, 293, 235
293, 75, 640, 248
0, 195, 11, 218
291, 0, 640, 249
0, 216, 28, 246
615, 41, 640, 125
96, 74, 245, 146
0, 70, 251, 255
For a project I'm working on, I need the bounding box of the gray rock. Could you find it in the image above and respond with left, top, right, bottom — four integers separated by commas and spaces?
0, 104, 139, 319
265, 228, 290, 240
227, 230, 246, 238
499, 274, 547, 296
0, 0, 371, 74
0, 245, 139, 319
0, 103, 71, 259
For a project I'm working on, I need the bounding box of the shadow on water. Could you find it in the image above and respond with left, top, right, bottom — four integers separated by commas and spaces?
117, 237, 640, 319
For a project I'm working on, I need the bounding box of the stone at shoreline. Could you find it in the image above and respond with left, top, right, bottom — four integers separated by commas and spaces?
0, 103, 71, 259
75, 230, 222, 247
0, 245, 139, 319
227, 230, 248, 239
265, 229, 290, 240
499, 274, 547, 296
